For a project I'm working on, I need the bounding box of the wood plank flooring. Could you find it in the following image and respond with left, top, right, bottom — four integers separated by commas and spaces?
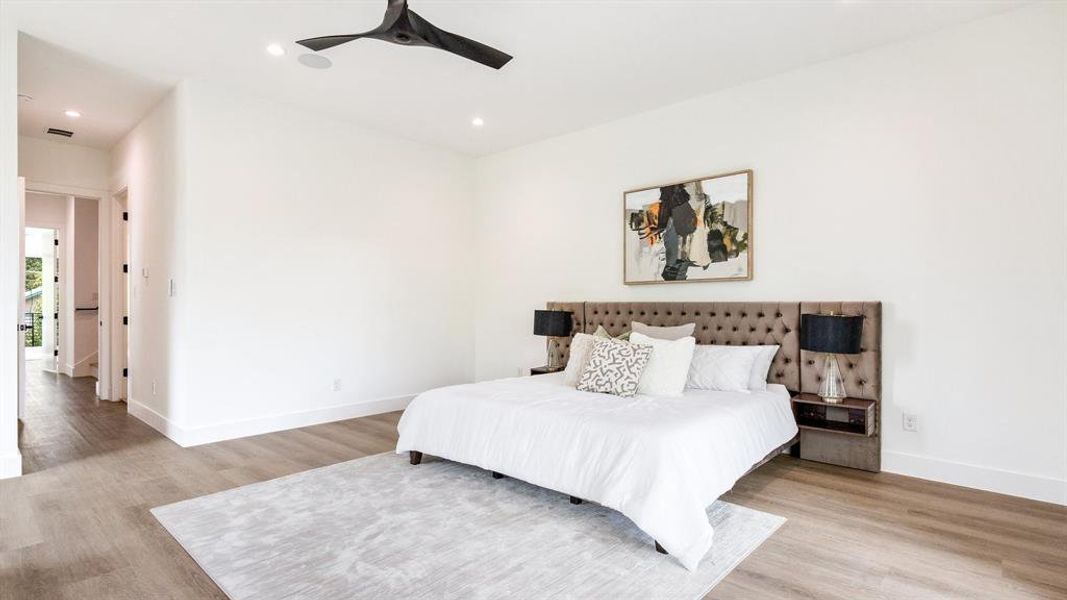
1, 364, 1064, 599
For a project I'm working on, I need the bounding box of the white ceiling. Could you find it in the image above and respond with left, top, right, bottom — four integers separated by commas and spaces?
10, 0, 1025, 155
17, 34, 171, 150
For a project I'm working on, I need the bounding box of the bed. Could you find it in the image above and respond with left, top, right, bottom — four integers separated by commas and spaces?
394, 301, 882, 571
396, 372, 798, 570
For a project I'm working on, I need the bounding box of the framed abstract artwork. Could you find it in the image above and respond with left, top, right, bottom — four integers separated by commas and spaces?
623, 169, 753, 284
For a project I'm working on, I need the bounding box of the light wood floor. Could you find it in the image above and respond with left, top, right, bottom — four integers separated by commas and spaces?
1, 365, 1064, 599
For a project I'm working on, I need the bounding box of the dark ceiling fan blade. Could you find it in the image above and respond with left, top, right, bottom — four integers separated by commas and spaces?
294, 0, 513, 69
297, 0, 406, 52
407, 9, 512, 70
296, 34, 366, 52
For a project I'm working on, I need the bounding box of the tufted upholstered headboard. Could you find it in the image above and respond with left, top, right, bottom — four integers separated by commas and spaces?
545, 301, 881, 397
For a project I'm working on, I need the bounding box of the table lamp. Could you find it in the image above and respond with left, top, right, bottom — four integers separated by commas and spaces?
800, 313, 863, 403
534, 309, 573, 370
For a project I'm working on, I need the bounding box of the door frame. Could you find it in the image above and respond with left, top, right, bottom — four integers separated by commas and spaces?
110, 188, 128, 403
22, 223, 64, 377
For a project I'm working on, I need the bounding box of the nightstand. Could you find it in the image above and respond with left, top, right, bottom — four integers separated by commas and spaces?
792, 393, 879, 471
530, 365, 564, 376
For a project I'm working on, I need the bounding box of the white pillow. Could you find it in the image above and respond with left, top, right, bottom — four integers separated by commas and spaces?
748, 345, 780, 391
629, 332, 696, 396
563, 333, 596, 386
687, 345, 765, 392
631, 321, 696, 340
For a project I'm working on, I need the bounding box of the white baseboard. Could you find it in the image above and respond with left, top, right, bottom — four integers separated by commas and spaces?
883, 450, 1066, 506
128, 394, 413, 448
127, 400, 186, 443
0, 450, 22, 479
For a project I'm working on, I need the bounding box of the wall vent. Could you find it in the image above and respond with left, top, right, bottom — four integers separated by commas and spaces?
46, 128, 74, 138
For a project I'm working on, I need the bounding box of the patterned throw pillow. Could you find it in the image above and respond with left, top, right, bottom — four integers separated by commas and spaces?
577, 338, 653, 397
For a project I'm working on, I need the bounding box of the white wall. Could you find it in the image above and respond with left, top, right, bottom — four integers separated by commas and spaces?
112, 80, 477, 445
24, 190, 65, 224
0, 4, 22, 478
110, 83, 188, 426
18, 135, 109, 192
71, 196, 98, 372
473, 5, 1066, 504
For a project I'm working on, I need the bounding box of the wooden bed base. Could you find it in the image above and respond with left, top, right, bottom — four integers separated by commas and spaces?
406, 434, 798, 558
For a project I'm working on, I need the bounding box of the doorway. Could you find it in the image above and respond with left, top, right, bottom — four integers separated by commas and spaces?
22, 227, 59, 375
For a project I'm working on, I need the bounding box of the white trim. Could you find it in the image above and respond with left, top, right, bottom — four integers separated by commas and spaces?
883, 450, 1067, 506
128, 394, 413, 448
24, 180, 107, 201
0, 450, 22, 479
66, 351, 97, 379
126, 399, 184, 443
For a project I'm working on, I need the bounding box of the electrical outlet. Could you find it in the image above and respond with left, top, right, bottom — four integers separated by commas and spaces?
332, 378, 342, 392
902, 413, 919, 432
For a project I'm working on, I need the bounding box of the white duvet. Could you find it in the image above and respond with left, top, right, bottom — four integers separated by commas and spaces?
395, 373, 798, 571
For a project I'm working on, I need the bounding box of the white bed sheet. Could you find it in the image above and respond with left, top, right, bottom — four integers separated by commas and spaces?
395, 372, 798, 571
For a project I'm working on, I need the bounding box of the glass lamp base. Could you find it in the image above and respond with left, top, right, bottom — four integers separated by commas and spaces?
818, 354, 847, 403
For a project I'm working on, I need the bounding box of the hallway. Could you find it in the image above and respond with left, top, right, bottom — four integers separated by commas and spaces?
19, 364, 131, 474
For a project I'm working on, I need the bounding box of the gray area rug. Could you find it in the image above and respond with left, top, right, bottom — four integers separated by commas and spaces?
152, 453, 784, 599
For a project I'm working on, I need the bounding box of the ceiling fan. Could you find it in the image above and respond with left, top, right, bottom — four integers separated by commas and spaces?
296, 0, 513, 70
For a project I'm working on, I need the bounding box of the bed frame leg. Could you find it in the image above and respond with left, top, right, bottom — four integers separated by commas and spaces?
655, 541, 667, 555
492, 471, 504, 479
409, 451, 423, 465
570, 496, 582, 505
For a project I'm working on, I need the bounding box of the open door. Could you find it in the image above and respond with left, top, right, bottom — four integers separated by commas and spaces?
16, 178, 25, 420
111, 192, 129, 403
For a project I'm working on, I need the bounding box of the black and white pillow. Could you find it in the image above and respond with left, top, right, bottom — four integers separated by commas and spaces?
577, 338, 653, 397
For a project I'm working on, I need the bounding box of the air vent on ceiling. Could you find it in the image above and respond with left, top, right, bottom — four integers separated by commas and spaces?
46, 128, 73, 138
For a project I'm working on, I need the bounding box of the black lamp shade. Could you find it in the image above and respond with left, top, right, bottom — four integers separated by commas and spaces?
800, 314, 863, 354
533, 310, 572, 337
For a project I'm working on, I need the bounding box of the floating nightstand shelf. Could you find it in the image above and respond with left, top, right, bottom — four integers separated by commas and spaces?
792, 394, 875, 437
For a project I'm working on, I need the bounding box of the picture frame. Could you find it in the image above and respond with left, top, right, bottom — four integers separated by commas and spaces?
623, 169, 753, 285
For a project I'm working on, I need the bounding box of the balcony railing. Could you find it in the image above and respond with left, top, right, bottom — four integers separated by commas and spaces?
23, 312, 42, 347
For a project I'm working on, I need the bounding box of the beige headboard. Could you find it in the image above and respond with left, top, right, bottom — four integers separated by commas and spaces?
546, 301, 881, 397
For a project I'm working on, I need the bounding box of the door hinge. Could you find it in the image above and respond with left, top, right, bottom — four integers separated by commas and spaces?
122, 263, 128, 274
54, 238, 59, 246
53, 312, 58, 320
122, 368, 128, 378
123, 316, 128, 325
54, 349, 59, 357
54, 276, 59, 283
122, 211, 128, 221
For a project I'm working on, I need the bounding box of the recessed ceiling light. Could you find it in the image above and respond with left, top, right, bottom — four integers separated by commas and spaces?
471, 117, 485, 127
266, 43, 286, 57
64, 110, 81, 118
